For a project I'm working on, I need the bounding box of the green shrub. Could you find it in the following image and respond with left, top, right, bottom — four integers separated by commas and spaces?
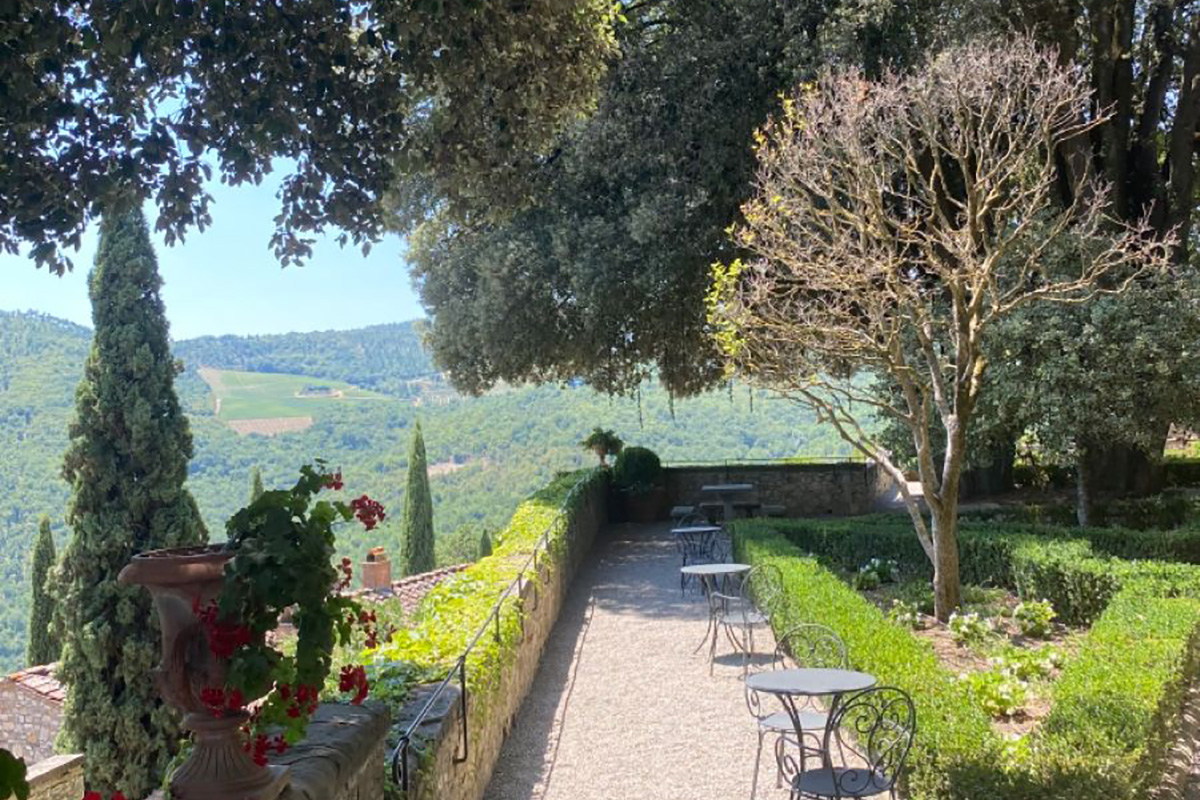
949, 611, 993, 646
888, 598, 922, 628
1013, 600, 1056, 638
959, 668, 1026, 718
611, 446, 662, 494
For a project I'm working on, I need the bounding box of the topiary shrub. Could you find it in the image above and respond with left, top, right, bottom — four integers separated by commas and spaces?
612, 446, 662, 495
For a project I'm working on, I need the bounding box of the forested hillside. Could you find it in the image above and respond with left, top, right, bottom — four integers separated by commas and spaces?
0, 310, 848, 671
174, 323, 438, 396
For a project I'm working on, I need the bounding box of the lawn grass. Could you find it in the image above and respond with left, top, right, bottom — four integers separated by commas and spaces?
199, 367, 390, 420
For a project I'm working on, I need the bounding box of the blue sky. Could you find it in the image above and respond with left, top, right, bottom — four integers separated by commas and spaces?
0, 172, 425, 340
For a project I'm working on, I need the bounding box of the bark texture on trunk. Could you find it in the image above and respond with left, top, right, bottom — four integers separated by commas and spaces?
931, 505, 961, 621
1076, 446, 1093, 528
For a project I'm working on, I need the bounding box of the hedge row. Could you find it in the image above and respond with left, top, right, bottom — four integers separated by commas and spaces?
767, 516, 1200, 623
732, 518, 1200, 800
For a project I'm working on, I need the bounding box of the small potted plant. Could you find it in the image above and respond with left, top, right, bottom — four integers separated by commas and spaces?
119, 463, 381, 800
580, 427, 623, 467
612, 446, 667, 522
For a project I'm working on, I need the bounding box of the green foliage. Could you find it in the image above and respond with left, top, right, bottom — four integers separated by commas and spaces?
995, 645, 1062, 682
54, 208, 208, 798
25, 516, 58, 666
361, 469, 606, 768
400, 423, 435, 576
1013, 600, 1056, 639
219, 464, 377, 743
958, 668, 1027, 719
5, 1, 617, 274
0, 748, 28, 800
887, 599, 922, 628
612, 447, 662, 494
580, 427, 623, 466
249, 468, 264, 505
949, 612, 994, 646
174, 323, 436, 396
412, 0, 940, 396
479, 530, 493, 559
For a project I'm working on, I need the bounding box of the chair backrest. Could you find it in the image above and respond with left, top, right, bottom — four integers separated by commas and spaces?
776, 623, 848, 670
675, 529, 718, 564
824, 687, 916, 795
741, 563, 784, 615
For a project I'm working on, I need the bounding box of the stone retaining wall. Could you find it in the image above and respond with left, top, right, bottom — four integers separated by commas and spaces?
0, 675, 62, 764
26, 753, 84, 800
397, 477, 608, 800
665, 462, 896, 518
275, 702, 389, 800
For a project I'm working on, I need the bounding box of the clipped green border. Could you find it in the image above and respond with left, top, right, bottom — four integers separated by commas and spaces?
733, 517, 1200, 800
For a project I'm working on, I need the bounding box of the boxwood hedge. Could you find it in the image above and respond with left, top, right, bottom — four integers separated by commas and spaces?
732, 516, 1200, 800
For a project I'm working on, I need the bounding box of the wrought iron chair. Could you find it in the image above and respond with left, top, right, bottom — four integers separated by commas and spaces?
789, 686, 916, 800
675, 513, 733, 595
709, 563, 784, 674
746, 624, 848, 800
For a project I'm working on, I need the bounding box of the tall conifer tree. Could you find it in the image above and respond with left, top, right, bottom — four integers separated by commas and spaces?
55, 206, 207, 797
400, 422, 435, 576
26, 516, 59, 666
250, 467, 265, 504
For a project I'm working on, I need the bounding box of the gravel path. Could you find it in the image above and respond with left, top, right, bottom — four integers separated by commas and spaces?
484, 521, 779, 800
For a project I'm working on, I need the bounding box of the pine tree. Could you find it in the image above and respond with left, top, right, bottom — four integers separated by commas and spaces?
400, 421, 435, 576
54, 206, 207, 798
26, 516, 59, 666
249, 468, 264, 504
478, 530, 493, 559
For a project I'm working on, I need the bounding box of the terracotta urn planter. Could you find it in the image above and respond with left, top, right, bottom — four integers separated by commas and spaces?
118, 545, 289, 800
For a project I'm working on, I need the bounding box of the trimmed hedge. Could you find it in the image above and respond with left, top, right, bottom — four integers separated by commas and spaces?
733, 516, 1200, 800
735, 526, 1002, 800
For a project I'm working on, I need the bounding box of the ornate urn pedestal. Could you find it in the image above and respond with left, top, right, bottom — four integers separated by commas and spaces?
119, 545, 289, 800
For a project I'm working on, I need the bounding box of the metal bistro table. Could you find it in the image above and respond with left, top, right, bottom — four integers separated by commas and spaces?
680, 562, 750, 655
701, 483, 755, 523
744, 667, 876, 775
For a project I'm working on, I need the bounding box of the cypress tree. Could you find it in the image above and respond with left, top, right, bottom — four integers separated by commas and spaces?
400, 422, 435, 576
250, 467, 264, 504
26, 516, 59, 666
55, 206, 207, 798
478, 530, 493, 559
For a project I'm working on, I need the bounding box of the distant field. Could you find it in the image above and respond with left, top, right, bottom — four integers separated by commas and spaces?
198, 367, 390, 428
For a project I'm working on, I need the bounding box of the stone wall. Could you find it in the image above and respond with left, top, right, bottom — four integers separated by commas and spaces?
397, 477, 608, 800
0, 678, 62, 764
26, 754, 84, 800
275, 703, 389, 800
664, 462, 896, 518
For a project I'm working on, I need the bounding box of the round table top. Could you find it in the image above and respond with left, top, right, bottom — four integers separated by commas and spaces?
745, 668, 876, 697
679, 562, 750, 576
671, 525, 723, 535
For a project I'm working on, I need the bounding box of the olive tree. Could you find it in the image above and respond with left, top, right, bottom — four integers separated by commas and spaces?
709, 39, 1172, 619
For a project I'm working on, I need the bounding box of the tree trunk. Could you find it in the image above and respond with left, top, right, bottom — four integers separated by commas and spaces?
931, 504, 961, 621
1076, 445, 1094, 527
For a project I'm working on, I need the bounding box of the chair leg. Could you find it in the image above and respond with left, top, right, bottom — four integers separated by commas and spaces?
751, 729, 765, 800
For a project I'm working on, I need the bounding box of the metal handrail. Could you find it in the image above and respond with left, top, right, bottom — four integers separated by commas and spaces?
388, 476, 593, 791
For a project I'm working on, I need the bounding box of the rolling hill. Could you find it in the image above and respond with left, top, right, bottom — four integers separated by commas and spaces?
0, 309, 851, 671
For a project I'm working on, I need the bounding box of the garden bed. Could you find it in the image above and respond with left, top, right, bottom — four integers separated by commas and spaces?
733, 515, 1200, 800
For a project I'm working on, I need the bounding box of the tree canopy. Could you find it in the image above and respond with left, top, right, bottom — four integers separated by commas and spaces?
2, 1, 616, 274
710, 39, 1173, 617
409, 0, 946, 396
